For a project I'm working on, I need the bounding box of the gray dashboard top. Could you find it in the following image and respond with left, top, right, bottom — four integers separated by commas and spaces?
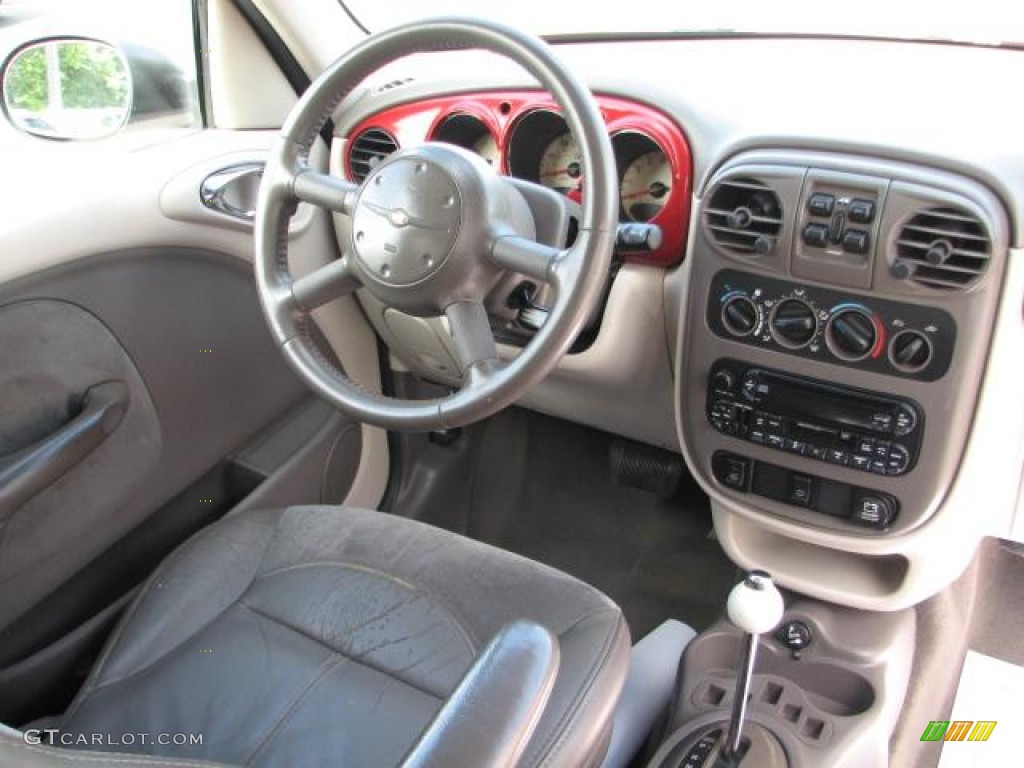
334, 37, 1024, 244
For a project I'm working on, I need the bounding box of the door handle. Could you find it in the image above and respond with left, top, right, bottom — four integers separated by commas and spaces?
200, 163, 264, 221
0, 381, 129, 521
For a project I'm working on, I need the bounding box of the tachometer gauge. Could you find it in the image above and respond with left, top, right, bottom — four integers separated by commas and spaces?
472, 132, 500, 167
538, 132, 582, 195
620, 150, 672, 221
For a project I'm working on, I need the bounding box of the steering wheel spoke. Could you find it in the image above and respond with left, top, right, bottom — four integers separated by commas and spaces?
445, 300, 500, 377
292, 169, 359, 214
490, 235, 565, 289
291, 255, 362, 311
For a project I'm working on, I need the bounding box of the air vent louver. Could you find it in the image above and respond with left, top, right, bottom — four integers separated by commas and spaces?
704, 178, 783, 256
895, 207, 991, 290
348, 128, 398, 183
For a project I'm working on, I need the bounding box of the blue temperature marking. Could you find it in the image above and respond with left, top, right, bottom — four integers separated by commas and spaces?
830, 302, 870, 314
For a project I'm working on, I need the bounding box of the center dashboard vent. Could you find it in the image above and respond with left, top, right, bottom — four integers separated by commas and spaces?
704, 178, 783, 256
894, 207, 991, 290
348, 128, 398, 183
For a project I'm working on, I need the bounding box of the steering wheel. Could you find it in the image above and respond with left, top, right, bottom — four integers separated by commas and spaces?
254, 18, 616, 431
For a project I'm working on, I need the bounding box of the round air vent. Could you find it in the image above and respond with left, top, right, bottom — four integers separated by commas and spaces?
704, 178, 783, 256
893, 207, 991, 290
348, 127, 398, 183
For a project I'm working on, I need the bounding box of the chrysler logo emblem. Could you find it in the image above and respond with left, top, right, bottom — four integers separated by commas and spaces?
362, 200, 448, 231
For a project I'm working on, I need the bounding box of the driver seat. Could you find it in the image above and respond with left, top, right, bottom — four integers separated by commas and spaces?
3, 506, 630, 767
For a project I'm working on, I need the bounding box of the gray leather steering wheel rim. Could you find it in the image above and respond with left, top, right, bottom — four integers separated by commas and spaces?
254, 17, 617, 431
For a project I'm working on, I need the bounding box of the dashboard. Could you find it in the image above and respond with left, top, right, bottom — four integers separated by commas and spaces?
327, 37, 1024, 612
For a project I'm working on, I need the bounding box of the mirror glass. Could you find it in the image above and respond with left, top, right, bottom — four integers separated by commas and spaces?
3, 39, 131, 140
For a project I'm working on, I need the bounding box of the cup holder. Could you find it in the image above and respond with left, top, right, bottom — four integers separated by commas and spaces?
782, 660, 874, 716
684, 631, 875, 718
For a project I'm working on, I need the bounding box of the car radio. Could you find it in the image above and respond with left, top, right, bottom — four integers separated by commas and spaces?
706, 359, 924, 477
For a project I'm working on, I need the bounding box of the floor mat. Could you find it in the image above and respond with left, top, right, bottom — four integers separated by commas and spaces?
392, 407, 738, 637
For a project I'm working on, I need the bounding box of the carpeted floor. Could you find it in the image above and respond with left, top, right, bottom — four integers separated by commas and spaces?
387, 407, 738, 638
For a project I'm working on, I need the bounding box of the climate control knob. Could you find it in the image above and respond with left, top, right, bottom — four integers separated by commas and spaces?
769, 298, 817, 348
826, 307, 878, 361
889, 329, 933, 372
721, 295, 759, 337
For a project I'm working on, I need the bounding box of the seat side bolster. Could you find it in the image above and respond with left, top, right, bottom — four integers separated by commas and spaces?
400, 620, 560, 768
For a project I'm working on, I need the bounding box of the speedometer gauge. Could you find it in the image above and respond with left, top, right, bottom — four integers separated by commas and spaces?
620, 150, 671, 221
538, 133, 582, 195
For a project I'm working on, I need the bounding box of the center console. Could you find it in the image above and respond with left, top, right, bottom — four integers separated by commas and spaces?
675, 149, 1009, 609
646, 577, 915, 768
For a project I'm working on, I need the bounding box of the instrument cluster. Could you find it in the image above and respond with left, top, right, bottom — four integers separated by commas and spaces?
344, 92, 693, 267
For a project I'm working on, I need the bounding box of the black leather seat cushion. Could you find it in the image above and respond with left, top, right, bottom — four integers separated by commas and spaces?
58, 506, 630, 767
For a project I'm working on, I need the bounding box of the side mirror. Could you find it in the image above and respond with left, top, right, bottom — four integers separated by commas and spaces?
2, 38, 132, 141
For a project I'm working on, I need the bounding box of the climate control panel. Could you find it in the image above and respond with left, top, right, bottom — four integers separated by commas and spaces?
708, 269, 955, 381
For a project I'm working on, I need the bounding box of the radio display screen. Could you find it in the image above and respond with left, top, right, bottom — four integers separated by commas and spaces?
764, 376, 885, 431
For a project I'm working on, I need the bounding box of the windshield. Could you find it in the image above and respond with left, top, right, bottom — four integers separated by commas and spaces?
342, 0, 1020, 47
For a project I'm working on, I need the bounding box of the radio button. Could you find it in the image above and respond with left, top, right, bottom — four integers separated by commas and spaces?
856, 437, 876, 455
827, 448, 850, 466
710, 406, 736, 425
785, 438, 807, 455
767, 434, 785, 449
869, 460, 888, 475
711, 368, 737, 393
894, 405, 917, 436
852, 455, 872, 471
807, 444, 828, 460
750, 430, 767, 444
871, 413, 894, 432
887, 444, 911, 474
767, 414, 784, 430
873, 441, 890, 459
741, 372, 760, 401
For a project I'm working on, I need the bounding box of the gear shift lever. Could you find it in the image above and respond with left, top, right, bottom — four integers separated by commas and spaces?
720, 570, 784, 765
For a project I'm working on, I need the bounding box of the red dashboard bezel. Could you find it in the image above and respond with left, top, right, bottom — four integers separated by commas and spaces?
343, 91, 693, 268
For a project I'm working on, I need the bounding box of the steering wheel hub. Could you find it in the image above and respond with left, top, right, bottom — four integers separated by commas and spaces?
351, 153, 463, 286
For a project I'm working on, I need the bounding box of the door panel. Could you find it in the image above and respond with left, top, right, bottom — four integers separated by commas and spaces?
0, 299, 160, 632
0, 130, 381, 644
0, 249, 308, 559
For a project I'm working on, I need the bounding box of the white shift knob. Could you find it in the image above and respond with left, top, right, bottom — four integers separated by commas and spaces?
727, 570, 784, 634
